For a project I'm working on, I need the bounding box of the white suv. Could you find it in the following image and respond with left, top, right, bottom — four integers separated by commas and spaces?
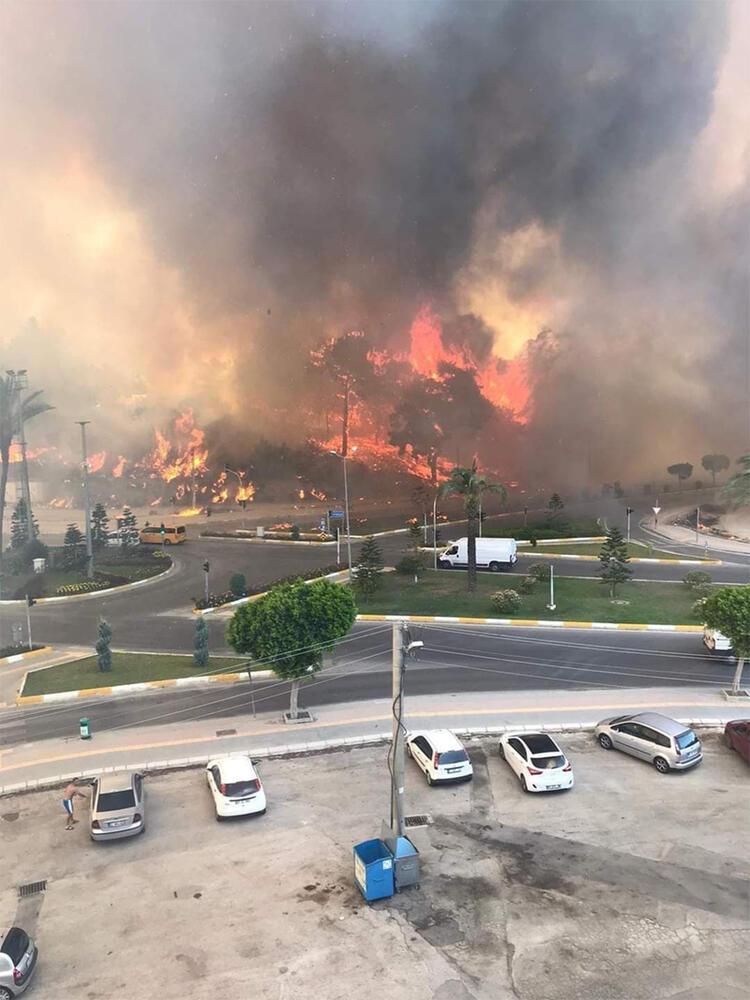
406, 730, 473, 785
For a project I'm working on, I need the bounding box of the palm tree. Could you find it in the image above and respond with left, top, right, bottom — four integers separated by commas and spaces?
441, 459, 507, 593
0, 378, 53, 558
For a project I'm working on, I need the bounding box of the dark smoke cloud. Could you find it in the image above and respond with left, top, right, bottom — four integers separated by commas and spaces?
1, 0, 747, 484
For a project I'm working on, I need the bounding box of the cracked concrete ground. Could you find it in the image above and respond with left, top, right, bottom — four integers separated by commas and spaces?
1, 732, 748, 999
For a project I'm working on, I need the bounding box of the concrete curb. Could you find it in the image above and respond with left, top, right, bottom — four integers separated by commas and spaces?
194, 569, 350, 615
521, 552, 722, 566
0, 559, 174, 606
16, 666, 271, 707
356, 613, 704, 632
1, 645, 52, 665
0, 717, 731, 798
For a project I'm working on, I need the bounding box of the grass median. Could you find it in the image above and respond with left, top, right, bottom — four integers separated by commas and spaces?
356, 570, 703, 624
22, 652, 248, 697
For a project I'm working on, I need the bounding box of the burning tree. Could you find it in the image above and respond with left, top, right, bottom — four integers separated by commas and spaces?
310, 330, 381, 456
226, 578, 356, 720
441, 460, 507, 593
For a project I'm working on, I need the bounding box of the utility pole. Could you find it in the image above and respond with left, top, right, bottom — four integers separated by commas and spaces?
626, 506, 633, 543
695, 505, 700, 544
432, 493, 438, 570
343, 452, 353, 582
191, 447, 197, 511
203, 560, 210, 603
389, 623, 423, 840
25, 594, 35, 650
77, 421, 94, 579
547, 564, 556, 611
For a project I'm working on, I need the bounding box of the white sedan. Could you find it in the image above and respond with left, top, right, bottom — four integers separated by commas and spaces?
206, 755, 267, 820
498, 732, 574, 793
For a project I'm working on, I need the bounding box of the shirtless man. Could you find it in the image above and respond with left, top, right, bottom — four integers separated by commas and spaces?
62, 779, 87, 830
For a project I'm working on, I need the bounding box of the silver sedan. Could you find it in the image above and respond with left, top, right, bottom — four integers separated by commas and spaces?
90, 772, 146, 841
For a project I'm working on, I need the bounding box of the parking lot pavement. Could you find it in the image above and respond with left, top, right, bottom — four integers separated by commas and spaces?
0, 734, 748, 1000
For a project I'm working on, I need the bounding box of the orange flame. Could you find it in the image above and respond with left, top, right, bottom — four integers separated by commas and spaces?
88, 450, 107, 474
112, 456, 127, 478
236, 483, 256, 502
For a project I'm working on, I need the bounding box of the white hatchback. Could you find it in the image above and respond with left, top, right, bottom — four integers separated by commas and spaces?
206, 755, 267, 820
499, 732, 574, 793
406, 730, 473, 785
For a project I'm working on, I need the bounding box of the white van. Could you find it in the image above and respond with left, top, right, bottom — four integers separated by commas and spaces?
438, 536, 517, 572
703, 627, 732, 652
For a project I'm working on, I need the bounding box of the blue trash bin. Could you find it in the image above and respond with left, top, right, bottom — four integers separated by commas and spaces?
353, 838, 394, 902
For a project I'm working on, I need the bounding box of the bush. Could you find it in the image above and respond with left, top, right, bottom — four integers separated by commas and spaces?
683, 571, 712, 591
490, 589, 522, 614
693, 584, 713, 602
229, 573, 247, 596
290, 524, 301, 541
395, 553, 426, 578
528, 562, 551, 582
518, 576, 536, 595
193, 564, 341, 609
56, 580, 105, 596
692, 597, 710, 618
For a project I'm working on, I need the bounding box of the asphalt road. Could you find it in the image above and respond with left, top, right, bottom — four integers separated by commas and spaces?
0, 624, 736, 747
2, 530, 747, 654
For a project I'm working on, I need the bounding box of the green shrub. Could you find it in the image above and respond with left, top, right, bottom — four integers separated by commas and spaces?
490, 589, 522, 613
692, 596, 710, 618
395, 553, 426, 578
518, 576, 536, 595
290, 524, 301, 541
683, 571, 712, 590
56, 580, 105, 596
230, 573, 247, 596
528, 562, 551, 582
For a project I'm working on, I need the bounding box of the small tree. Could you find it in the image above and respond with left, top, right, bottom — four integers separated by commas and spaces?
63, 523, 85, 568
722, 454, 750, 509
528, 562, 551, 582
229, 572, 247, 596
407, 519, 423, 552
354, 535, 384, 602
703, 587, 750, 694
599, 526, 631, 598
226, 578, 357, 719
396, 552, 426, 581
120, 506, 138, 548
701, 454, 730, 486
666, 463, 693, 488
10, 499, 33, 549
96, 617, 112, 672
194, 616, 209, 669
547, 493, 565, 517
682, 571, 712, 591
91, 502, 110, 548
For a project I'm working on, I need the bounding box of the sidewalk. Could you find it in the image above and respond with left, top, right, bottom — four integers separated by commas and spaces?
641, 515, 750, 560
2, 685, 748, 794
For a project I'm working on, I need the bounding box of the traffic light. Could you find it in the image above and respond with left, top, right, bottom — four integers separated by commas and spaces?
203, 561, 210, 574
26, 594, 36, 608
160, 523, 166, 536
626, 507, 634, 516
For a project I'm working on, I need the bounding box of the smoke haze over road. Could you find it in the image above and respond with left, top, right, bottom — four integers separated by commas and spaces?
1, 0, 748, 486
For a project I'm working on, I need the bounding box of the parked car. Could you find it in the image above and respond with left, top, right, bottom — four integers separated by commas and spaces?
595, 712, 702, 773
406, 730, 473, 785
438, 536, 517, 571
499, 732, 574, 793
90, 772, 145, 840
0, 926, 37, 998
725, 719, 750, 763
206, 755, 266, 820
703, 627, 732, 652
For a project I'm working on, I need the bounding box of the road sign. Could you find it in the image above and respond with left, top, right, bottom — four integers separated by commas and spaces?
652, 506, 661, 516
329, 509, 345, 520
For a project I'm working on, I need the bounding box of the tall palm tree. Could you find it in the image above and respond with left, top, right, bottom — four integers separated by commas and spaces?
0, 378, 53, 557
441, 459, 507, 593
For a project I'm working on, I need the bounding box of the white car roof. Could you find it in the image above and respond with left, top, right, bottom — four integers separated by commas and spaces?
409, 729, 465, 752
207, 755, 257, 780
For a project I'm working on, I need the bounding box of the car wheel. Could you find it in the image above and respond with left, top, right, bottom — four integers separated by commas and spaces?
489, 561, 500, 572
654, 756, 670, 774
216, 813, 224, 822
598, 733, 613, 750
520, 774, 529, 793
427, 772, 434, 786
498, 743, 506, 759
0, 987, 13, 1000
438, 560, 451, 569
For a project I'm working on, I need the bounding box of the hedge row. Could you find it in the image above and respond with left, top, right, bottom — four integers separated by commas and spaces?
194, 564, 343, 610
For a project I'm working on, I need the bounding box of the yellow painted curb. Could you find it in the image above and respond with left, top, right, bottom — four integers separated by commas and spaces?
78, 687, 113, 698
355, 613, 703, 632
1, 645, 52, 664
16, 694, 44, 705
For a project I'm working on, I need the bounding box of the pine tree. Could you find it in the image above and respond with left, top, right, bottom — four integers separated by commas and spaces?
599, 526, 631, 598
10, 499, 31, 549
194, 617, 209, 669
121, 507, 138, 548
96, 617, 113, 672
63, 523, 85, 567
354, 535, 384, 602
91, 502, 110, 548
547, 493, 565, 519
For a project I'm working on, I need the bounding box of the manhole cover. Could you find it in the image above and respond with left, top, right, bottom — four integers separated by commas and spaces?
404, 815, 431, 829
215, 729, 237, 737
18, 880, 47, 898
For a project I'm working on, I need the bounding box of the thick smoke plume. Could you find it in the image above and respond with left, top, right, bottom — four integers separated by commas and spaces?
0, 0, 747, 487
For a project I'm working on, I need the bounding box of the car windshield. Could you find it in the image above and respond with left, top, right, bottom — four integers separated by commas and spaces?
531, 755, 566, 769
438, 750, 468, 765
223, 779, 259, 797
97, 789, 135, 812
1, 928, 29, 964
676, 731, 698, 750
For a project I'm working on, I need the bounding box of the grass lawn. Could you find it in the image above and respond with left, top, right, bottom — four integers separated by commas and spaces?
23, 652, 248, 696
525, 542, 690, 560
356, 570, 702, 624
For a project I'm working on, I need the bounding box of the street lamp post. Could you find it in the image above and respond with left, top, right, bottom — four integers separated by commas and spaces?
432, 492, 439, 570
76, 421, 94, 580
329, 449, 354, 582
